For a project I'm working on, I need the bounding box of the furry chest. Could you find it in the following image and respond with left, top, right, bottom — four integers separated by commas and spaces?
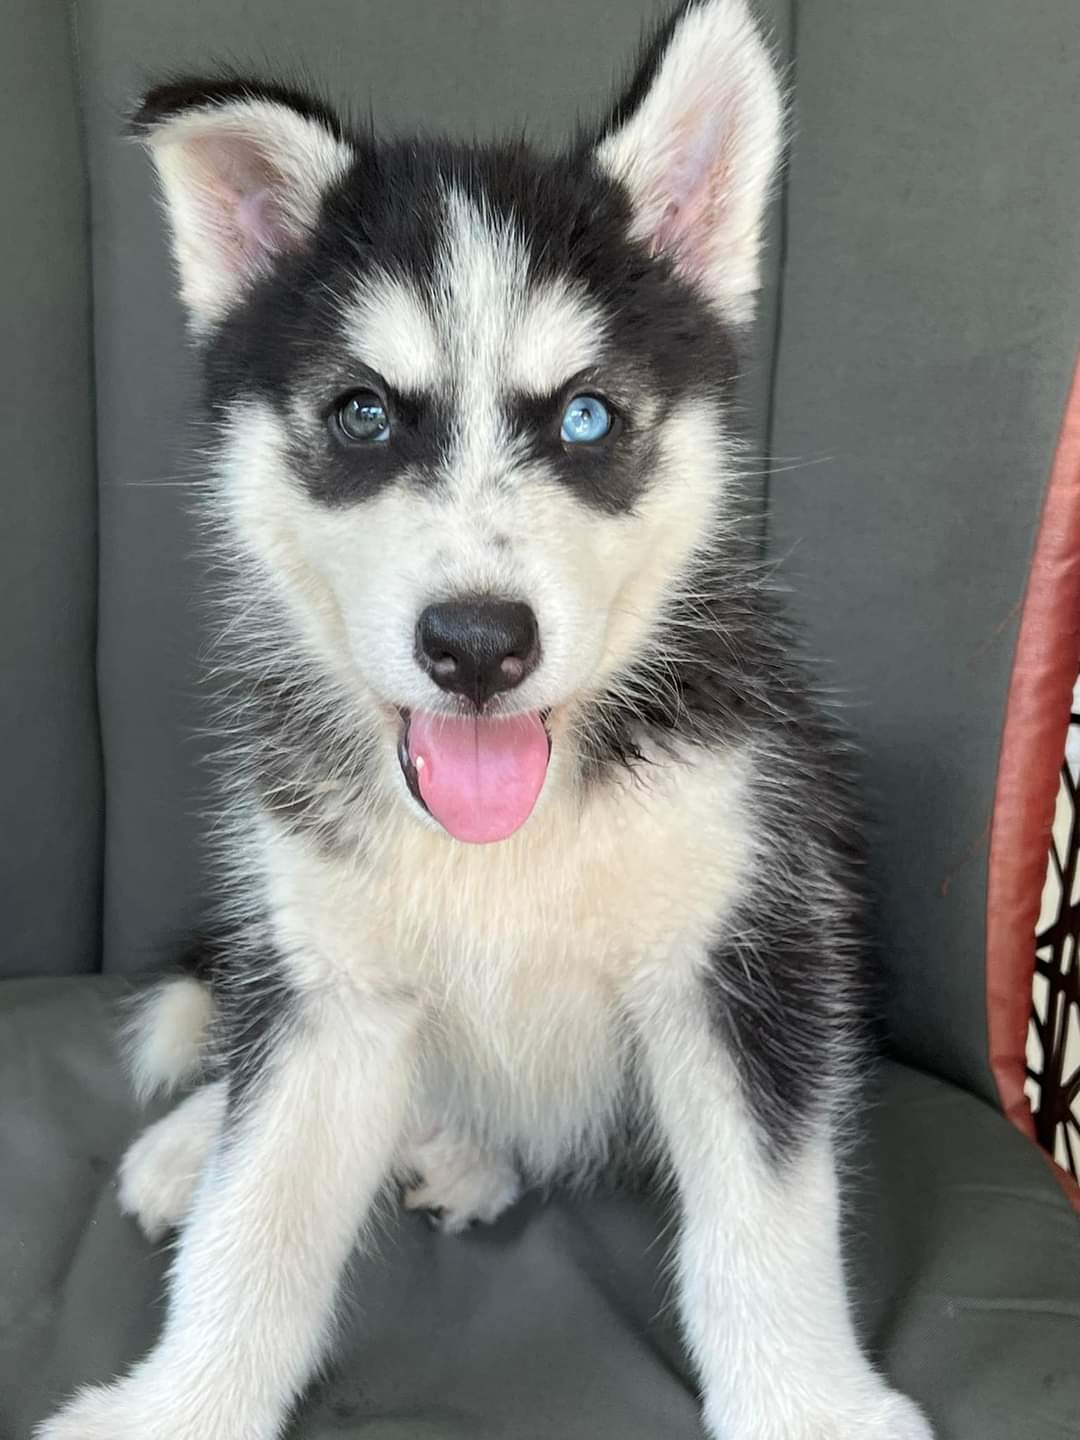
408, 924, 631, 1173
380, 842, 632, 1108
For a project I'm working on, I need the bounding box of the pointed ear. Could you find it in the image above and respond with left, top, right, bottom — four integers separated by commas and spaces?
132, 80, 354, 331
595, 0, 784, 323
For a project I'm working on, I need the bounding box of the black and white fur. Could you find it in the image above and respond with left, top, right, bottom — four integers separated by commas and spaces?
39, 4, 931, 1437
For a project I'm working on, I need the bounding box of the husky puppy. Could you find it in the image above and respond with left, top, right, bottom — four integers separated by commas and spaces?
39, 3, 932, 1437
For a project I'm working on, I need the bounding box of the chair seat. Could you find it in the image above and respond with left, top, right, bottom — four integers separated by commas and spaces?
2, 975, 1079, 1439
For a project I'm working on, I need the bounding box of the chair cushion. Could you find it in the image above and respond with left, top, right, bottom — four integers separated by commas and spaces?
2, 976, 1079, 1439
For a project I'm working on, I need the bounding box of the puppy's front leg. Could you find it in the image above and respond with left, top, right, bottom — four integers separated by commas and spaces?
632, 964, 933, 1440
38, 982, 418, 1440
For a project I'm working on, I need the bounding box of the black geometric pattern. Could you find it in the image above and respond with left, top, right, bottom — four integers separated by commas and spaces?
1026, 686, 1080, 1180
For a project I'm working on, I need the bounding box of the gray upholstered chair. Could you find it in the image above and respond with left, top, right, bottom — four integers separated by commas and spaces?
3, 2, 1079, 1436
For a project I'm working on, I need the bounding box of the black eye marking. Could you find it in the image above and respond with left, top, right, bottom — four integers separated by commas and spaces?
510, 373, 625, 451
501, 376, 640, 514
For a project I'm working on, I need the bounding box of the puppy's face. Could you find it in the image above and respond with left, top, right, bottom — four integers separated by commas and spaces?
139, 0, 782, 843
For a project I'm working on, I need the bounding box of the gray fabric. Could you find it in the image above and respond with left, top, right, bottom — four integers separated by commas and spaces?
766, 0, 1080, 1099
69, 0, 784, 975
3, 977, 1079, 1440
0, 0, 101, 978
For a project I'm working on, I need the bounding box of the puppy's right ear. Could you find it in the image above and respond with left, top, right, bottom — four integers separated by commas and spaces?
132, 79, 354, 331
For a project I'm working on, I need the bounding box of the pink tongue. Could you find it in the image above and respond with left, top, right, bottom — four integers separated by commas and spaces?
407, 711, 550, 844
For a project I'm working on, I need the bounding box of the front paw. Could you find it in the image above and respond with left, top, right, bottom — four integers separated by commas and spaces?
36, 1383, 151, 1440
705, 1386, 934, 1440
36, 1379, 266, 1440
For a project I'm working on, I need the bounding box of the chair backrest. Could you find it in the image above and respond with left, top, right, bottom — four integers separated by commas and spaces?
2, 0, 100, 977
3, 0, 1079, 1119
766, 0, 1080, 1103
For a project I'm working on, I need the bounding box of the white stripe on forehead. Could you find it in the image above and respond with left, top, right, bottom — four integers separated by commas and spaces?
437, 187, 605, 398
343, 189, 605, 417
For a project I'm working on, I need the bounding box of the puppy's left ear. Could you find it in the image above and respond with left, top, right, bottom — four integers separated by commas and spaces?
595, 0, 784, 323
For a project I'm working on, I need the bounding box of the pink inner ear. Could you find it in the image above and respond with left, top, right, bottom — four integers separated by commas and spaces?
189, 134, 292, 278
234, 187, 289, 265
650, 102, 733, 279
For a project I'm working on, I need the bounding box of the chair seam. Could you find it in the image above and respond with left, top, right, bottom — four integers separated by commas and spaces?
64, 0, 106, 974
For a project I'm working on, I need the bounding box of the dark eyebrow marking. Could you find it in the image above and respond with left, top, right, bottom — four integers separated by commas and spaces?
504, 368, 608, 418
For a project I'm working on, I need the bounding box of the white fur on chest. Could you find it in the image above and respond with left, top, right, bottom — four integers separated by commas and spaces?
256, 740, 752, 1170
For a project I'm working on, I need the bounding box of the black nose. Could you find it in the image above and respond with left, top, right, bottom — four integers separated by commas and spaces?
416, 599, 540, 708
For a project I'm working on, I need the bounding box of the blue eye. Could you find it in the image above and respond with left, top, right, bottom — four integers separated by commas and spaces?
560, 394, 612, 445
336, 389, 390, 443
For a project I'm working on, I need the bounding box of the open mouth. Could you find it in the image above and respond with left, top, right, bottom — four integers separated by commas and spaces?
397, 708, 552, 845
